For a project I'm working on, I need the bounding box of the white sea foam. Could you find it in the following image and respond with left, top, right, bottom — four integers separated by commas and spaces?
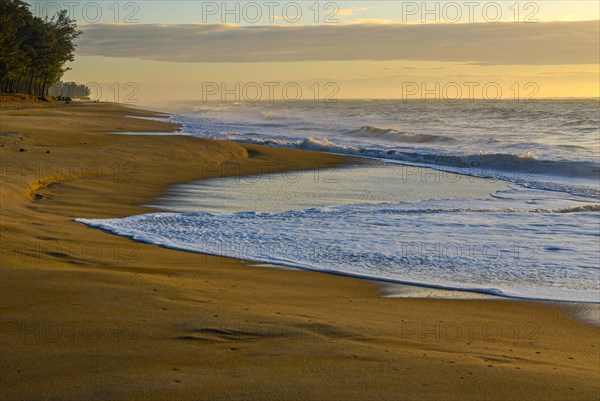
96, 100, 600, 303
77, 197, 600, 303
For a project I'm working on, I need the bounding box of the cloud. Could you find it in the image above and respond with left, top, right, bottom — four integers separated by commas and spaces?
536, 71, 600, 77
343, 18, 396, 25
382, 66, 444, 70
337, 7, 368, 16
77, 21, 599, 65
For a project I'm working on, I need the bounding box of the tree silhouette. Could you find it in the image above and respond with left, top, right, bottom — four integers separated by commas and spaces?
0, 0, 81, 97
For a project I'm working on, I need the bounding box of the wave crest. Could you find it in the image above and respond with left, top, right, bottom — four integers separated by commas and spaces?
351, 126, 454, 143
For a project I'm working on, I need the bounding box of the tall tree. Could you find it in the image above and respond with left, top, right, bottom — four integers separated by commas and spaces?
0, 0, 31, 92
0, 0, 81, 96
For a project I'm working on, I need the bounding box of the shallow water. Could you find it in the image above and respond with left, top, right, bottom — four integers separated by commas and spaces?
150, 162, 507, 213
79, 162, 600, 303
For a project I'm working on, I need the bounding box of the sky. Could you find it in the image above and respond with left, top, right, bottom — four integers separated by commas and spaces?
31, 1, 600, 103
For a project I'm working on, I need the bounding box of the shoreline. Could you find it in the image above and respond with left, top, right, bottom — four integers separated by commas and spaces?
1, 102, 598, 400
74, 214, 600, 324
84, 121, 598, 307
70, 217, 600, 310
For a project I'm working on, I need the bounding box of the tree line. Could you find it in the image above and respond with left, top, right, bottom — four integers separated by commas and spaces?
48, 81, 91, 99
0, 0, 80, 97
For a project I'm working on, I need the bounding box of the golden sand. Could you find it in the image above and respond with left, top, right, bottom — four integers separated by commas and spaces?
1, 102, 598, 400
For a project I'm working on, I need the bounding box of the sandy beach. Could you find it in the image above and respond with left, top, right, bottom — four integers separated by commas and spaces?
1, 102, 598, 400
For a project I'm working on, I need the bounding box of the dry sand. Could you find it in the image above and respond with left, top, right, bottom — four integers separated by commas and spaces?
1, 102, 598, 400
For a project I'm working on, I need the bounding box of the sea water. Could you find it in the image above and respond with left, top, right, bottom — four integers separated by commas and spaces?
79, 99, 600, 303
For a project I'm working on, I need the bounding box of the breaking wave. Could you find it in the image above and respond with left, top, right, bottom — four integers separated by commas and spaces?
350, 126, 454, 143
231, 135, 600, 197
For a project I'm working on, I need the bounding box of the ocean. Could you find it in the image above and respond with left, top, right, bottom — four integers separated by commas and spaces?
78, 99, 600, 303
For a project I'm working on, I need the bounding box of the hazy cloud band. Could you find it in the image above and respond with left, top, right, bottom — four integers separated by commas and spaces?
78, 21, 600, 65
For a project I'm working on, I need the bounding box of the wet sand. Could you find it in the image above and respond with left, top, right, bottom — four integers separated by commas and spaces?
1, 102, 598, 400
